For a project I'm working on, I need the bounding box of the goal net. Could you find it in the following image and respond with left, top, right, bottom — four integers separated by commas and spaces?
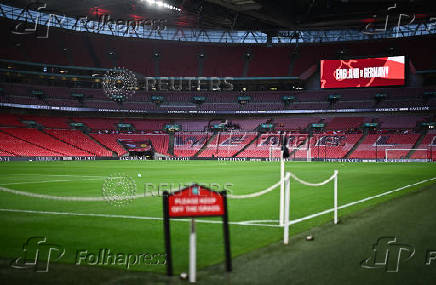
269, 145, 311, 161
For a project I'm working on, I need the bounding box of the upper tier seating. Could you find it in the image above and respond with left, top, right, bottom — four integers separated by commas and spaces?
2, 82, 434, 113
2, 17, 436, 76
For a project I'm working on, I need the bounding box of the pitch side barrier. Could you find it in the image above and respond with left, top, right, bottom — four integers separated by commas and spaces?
0, 157, 432, 162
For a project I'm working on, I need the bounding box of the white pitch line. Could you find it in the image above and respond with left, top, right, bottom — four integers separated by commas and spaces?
0, 208, 278, 228
287, 176, 436, 225
0, 178, 103, 186
238, 176, 436, 226
11, 174, 106, 177
0, 180, 73, 185
0, 177, 434, 228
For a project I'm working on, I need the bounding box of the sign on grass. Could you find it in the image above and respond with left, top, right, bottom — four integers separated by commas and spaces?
168, 185, 225, 218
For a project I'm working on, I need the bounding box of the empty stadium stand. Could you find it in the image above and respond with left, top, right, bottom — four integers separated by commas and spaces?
349, 134, 420, 159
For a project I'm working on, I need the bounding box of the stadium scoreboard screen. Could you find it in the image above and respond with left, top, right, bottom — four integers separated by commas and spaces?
320, 56, 405, 88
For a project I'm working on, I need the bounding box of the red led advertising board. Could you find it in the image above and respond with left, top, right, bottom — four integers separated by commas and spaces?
320, 56, 405, 89
167, 185, 225, 218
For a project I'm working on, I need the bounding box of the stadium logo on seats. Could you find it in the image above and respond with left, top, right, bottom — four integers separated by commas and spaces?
361, 237, 415, 272
10, 237, 65, 272
102, 67, 138, 103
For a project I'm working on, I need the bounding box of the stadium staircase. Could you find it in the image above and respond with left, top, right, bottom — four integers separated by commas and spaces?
168, 133, 175, 156
232, 133, 261, 157
84, 133, 118, 157
193, 133, 217, 157
344, 132, 368, 158
41, 130, 94, 156
406, 131, 428, 159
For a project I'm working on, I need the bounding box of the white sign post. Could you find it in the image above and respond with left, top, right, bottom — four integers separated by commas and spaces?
189, 218, 196, 283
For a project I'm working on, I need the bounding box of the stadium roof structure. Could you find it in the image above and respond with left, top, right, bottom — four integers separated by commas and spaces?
1, 0, 436, 43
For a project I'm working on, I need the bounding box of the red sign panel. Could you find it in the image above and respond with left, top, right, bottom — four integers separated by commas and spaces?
168, 185, 225, 218
320, 56, 405, 88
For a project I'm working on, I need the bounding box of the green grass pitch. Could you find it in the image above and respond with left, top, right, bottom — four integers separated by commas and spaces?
0, 160, 435, 275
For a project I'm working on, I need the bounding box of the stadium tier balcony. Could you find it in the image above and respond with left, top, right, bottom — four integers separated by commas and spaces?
324, 117, 367, 130
376, 115, 426, 129
130, 119, 170, 131
1, 82, 435, 113
71, 118, 120, 130
0, 114, 24, 127
20, 115, 70, 129
173, 120, 209, 132
274, 117, 319, 131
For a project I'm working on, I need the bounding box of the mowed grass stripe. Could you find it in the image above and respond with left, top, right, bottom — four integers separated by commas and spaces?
0, 161, 435, 273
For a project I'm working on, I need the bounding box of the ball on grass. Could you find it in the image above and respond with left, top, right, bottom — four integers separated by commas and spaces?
180, 272, 188, 280
306, 235, 314, 241
137, 173, 142, 178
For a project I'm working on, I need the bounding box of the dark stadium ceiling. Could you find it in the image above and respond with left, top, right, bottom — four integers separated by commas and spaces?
4, 0, 436, 31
